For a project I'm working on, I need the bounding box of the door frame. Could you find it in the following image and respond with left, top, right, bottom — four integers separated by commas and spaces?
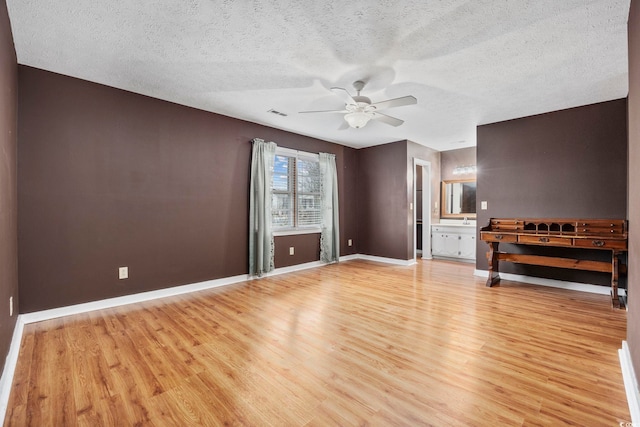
413, 158, 432, 261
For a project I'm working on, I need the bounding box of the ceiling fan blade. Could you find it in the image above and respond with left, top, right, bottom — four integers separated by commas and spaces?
299, 109, 349, 114
371, 111, 404, 127
370, 95, 417, 110
330, 87, 358, 106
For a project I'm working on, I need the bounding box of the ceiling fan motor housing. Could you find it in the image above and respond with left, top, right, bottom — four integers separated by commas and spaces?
352, 95, 372, 105
300, 79, 416, 129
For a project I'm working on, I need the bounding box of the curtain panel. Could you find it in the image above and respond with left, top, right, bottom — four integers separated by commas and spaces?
249, 138, 277, 276
319, 152, 340, 263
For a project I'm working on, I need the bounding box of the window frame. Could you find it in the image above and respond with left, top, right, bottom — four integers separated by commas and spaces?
272, 147, 322, 236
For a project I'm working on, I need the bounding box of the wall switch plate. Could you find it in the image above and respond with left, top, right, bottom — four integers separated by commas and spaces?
348, 239, 353, 246
118, 266, 128, 279
289, 247, 294, 255
481, 201, 488, 210
9, 296, 13, 317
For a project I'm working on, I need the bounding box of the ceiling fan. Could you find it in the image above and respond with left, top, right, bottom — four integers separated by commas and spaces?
299, 80, 417, 129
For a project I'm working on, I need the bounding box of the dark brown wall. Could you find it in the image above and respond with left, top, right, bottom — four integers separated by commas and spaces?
274, 234, 321, 268
18, 66, 358, 312
0, 0, 18, 376
353, 140, 442, 261
357, 141, 409, 259
627, 0, 640, 385
340, 146, 359, 255
476, 99, 628, 284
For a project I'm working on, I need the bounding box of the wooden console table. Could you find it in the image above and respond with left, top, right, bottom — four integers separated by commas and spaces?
480, 218, 628, 308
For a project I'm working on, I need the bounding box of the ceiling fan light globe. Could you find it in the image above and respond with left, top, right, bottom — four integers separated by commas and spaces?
345, 112, 371, 129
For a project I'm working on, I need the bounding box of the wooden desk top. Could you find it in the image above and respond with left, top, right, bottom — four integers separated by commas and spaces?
480, 218, 627, 249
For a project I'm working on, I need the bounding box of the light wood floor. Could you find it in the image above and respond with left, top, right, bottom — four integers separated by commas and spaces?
4, 259, 630, 426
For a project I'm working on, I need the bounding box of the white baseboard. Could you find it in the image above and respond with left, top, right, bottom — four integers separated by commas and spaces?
473, 269, 614, 295
260, 260, 325, 278
0, 316, 25, 423
21, 255, 415, 325
21, 255, 418, 325
434, 255, 475, 264
21, 273, 251, 324
356, 254, 416, 266
620, 341, 640, 423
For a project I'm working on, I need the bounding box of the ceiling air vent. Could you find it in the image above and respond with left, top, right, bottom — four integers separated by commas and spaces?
267, 109, 288, 117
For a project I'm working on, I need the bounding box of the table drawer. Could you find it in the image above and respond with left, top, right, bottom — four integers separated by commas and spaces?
574, 226, 625, 235
490, 224, 524, 231
518, 235, 573, 246
576, 220, 625, 228
481, 233, 518, 243
490, 219, 522, 227
573, 238, 627, 250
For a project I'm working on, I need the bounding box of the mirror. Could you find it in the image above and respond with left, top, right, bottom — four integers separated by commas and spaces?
441, 179, 476, 218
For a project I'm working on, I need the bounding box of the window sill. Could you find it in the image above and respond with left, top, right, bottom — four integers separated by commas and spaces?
273, 228, 321, 237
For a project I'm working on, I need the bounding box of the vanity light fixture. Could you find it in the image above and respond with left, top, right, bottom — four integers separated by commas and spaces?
452, 165, 477, 175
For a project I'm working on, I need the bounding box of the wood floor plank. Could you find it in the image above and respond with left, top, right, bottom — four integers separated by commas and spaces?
5, 330, 34, 410
3, 259, 631, 426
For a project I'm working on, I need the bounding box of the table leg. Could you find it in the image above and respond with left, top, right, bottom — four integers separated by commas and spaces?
611, 250, 620, 309
486, 242, 500, 287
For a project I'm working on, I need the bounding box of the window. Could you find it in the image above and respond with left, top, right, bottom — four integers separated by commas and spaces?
272, 148, 321, 231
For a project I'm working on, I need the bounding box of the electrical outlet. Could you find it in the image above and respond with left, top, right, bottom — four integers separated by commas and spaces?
289, 247, 295, 255
481, 201, 488, 210
348, 239, 353, 247
118, 266, 128, 279
9, 296, 13, 317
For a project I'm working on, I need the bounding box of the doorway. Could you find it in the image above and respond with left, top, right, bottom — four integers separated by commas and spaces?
413, 159, 432, 262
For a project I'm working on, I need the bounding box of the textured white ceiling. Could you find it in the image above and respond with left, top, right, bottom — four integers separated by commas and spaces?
6, 0, 631, 151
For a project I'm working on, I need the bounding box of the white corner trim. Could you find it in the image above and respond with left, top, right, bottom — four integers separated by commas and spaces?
356, 254, 416, 266
0, 316, 25, 423
620, 341, 640, 423
339, 254, 360, 262
473, 269, 612, 295
21, 273, 251, 324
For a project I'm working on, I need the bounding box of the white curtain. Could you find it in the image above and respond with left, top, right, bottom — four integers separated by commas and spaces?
249, 138, 277, 276
319, 152, 339, 263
